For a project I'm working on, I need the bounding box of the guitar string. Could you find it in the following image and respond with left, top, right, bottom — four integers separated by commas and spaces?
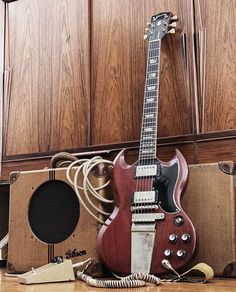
144, 40, 154, 214
148, 39, 160, 213
141, 39, 156, 214
136, 39, 160, 216
135, 38, 152, 215
145, 39, 159, 214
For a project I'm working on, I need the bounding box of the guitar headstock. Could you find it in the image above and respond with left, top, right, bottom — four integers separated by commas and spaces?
144, 12, 178, 41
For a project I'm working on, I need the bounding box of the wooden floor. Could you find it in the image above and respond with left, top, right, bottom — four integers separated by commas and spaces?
1, 270, 236, 292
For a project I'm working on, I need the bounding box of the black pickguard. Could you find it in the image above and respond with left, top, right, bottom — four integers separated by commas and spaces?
153, 162, 179, 213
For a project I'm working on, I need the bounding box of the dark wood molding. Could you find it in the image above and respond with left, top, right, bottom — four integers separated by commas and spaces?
2, 129, 236, 162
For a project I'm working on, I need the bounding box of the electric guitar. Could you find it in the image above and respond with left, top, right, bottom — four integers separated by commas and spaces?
97, 12, 196, 275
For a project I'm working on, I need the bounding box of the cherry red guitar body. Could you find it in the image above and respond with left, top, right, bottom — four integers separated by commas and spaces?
97, 149, 196, 275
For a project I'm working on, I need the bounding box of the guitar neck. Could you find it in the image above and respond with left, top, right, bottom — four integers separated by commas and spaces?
138, 39, 161, 165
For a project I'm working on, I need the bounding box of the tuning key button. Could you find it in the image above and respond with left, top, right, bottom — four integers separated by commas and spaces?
177, 249, 186, 259
182, 233, 191, 243
169, 22, 177, 28
168, 28, 176, 34
171, 15, 178, 21
168, 234, 177, 243
164, 249, 173, 258
174, 216, 184, 226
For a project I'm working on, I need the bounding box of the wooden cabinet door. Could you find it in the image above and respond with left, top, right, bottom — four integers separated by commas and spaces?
195, 0, 236, 133
3, 0, 90, 157
90, 0, 197, 145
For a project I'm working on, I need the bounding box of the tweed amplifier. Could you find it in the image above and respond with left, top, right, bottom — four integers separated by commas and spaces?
7, 167, 108, 274
183, 163, 236, 277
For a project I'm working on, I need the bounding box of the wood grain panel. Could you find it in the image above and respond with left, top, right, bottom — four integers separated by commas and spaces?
91, 0, 196, 145
195, 0, 236, 132
0, 2, 5, 176
197, 138, 236, 163
3, 0, 90, 157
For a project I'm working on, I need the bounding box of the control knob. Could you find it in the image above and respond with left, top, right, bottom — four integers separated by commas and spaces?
176, 249, 186, 259
174, 216, 184, 226
164, 249, 173, 258
182, 233, 191, 243
168, 234, 177, 243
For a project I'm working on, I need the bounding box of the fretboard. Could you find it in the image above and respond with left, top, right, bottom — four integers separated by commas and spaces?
138, 39, 161, 165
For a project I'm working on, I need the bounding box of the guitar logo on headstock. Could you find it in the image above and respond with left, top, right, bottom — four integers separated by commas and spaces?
144, 12, 178, 41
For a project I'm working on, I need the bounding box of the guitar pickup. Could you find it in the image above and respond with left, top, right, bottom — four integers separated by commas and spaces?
136, 165, 157, 177
132, 191, 158, 204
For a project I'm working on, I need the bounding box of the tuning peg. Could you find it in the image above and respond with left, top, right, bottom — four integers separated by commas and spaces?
169, 22, 177, 28
146, 22, 151, 27
144, 34, 148, 40
171, 15, 178, 21
145, 28, 149, 33
168, 28, 176, 34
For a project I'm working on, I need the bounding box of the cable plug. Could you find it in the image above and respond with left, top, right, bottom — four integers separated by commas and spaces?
161, 259, 181, 279
72, 258, 92, 272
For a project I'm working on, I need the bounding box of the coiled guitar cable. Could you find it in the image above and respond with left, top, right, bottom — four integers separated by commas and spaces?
73, 259, 161, 288
51, 152, 114, 224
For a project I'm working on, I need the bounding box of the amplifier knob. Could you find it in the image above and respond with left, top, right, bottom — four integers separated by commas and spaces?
168, 234, 177, 243
174, 216, 184, 226
182, 233, 191, 243
176, 249, 186, 259
164, 249, 173, 258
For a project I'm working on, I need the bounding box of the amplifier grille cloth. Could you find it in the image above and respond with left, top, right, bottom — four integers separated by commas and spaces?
28, 180, 80, 244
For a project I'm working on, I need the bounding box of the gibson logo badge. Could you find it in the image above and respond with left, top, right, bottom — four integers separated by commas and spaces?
65, 249, 86, 259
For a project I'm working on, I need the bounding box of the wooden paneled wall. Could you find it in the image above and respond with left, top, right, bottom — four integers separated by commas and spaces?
0, 0, 236, 180
3, 0, 90, 156
195, 0, 236, 133
91, 0, 196, 144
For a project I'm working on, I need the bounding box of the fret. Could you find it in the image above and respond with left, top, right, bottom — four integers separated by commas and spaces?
139, 155, 156, 161
142, 122, 157, 126
146, 81, 158, 85
146, 77, 158, 83
147, 70, 159, 74
145, 90, 157, 94
147, 64, 158, 70
144, 97, 157, 101
140, 149, 155, 154
143, 109, 158, 114
149, 46, 160, 50
142, 124, 156, 128
142, 116, 157, 120
140, 135, 153, 139
145, 90, 158, 94
144, 105, 156, 109
149, 40, 160, 47
143, 108, 157, 112
140, 143, 155, 147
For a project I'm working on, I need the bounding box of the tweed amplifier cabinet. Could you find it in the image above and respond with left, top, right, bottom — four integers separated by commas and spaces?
183, 163, 236, 277
7, 167, 107, 274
